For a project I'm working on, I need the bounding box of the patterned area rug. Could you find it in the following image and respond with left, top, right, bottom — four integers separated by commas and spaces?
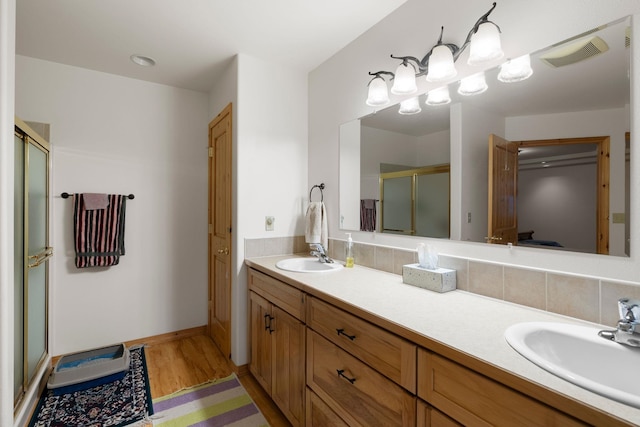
151, 374, 269, 426
29, 346, 153, 427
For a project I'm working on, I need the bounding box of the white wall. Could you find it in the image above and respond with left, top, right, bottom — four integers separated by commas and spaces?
309, 0, 640, 281
15, 55, 210, 355
519, 164, 597, 252
0, 0, 15, 425
229, 53, 308, 365
455, 103, 505, 242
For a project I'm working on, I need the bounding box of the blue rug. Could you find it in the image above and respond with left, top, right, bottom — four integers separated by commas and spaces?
29, 346, 153, 427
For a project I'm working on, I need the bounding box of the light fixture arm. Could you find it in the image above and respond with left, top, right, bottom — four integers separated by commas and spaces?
367, 2, 500, 81
367, 70, 395, 85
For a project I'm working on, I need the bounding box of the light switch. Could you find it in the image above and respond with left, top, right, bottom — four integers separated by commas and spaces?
265, 216, 275, 231
612, 213, 625, 224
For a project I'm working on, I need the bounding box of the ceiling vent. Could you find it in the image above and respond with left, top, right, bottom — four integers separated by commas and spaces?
539, 36, 609, 68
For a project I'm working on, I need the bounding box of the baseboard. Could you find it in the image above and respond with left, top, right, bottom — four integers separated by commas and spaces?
234, 363, 250, 377
51, 325, 208, 366
124, 325, 208, 348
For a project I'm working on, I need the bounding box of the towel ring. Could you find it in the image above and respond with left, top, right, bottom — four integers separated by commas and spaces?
309, 183, 325, 202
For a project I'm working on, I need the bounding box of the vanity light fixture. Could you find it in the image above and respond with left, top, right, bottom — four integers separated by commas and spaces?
366, 2, 502, 106
130, 54, 156, 67
467, 21, 504, 65
426, 86, 452, 105
398, 97, 422, 115
366, 75, 392, 107
426, 43, 458, 83
498, 54, 533, 82
391, 62, 419, 95
458, 72, 488, 96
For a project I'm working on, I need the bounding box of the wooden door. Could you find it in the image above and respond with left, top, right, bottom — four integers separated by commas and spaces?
208, 104, 232, 358
272, 306, 306, 427
249, 291, 272, 393
487, 134, 518, 245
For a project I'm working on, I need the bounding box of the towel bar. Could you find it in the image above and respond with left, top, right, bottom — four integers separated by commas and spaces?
309, 183, 324, 202
61, 192, 135, 200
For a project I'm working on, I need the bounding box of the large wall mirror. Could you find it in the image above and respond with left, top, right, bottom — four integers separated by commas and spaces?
340, 16, 631, 257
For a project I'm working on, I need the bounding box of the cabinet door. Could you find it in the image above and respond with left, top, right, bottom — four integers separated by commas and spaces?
249, 291, 272, 393
272, 306, 306, 427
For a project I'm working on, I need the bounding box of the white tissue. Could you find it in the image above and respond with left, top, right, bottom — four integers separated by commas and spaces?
426, 244, 439, 270
417, 243, 439, 270
417, 243, 426, 268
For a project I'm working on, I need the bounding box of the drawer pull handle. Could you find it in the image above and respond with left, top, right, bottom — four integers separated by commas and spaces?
336, 328, 356, 340
336, 369, 356, 384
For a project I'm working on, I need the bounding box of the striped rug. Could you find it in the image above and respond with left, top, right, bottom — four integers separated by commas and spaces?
151, 374, 269, 426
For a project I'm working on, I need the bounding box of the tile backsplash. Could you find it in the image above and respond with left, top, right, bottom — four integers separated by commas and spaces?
245, 236, 640, 327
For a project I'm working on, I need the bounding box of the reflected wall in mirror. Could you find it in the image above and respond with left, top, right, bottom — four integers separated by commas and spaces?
339, 15, 631, 257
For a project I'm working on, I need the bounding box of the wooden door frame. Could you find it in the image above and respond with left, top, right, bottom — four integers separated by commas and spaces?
514, 136, 610, 255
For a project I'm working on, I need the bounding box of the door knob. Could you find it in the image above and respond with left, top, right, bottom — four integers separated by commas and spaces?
217, 248, 229, 255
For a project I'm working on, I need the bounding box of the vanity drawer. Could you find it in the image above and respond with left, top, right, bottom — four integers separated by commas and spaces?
417, 349, 588, 427
417, 399, 463, 427
307, 296, 416, 392
306, 388, 349, 427
248, 268, 305, 321
307, 330, 416, 427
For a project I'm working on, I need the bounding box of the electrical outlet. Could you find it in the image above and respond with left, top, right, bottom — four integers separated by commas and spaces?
265, 216, 275, 231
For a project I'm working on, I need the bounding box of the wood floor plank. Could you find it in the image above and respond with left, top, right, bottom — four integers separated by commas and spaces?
144, 333, 291, 426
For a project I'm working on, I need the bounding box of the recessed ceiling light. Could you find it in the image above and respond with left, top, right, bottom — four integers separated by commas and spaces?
130, 54, 156, 67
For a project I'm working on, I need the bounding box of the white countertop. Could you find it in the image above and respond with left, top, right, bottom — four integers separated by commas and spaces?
245, 255, 640, 426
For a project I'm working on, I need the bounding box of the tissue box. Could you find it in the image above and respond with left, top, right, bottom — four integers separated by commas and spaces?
402, 264, 456, 293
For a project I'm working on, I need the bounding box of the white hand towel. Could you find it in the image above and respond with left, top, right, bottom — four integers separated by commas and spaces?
305, 202, 328, 249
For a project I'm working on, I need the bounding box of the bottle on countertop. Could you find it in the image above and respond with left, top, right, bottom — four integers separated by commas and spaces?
345, 233, 354, 268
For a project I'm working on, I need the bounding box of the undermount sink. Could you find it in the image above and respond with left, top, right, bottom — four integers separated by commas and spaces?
275, 257, 343, 273
505, 322, 640, 408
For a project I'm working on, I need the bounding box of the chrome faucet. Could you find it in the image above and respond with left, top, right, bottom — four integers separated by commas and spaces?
598, 298, 640, 347
309, 243, 334, 263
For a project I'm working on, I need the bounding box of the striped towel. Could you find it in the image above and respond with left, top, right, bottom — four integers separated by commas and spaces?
73, 193, 127, 268
360, 199, 377, 232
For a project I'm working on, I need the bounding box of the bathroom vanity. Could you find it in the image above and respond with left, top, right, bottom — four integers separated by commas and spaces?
246, 255, 640, 426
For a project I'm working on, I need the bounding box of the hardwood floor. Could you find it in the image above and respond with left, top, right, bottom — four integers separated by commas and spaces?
141, 333, 291, 427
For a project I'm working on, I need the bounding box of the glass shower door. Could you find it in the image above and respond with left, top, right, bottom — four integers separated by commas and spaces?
14, 124, 50, 407
13, 133, 25, 403
26, 141, 49, 382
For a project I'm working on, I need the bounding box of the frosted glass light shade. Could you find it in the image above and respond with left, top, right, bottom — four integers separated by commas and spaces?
498, 54, 533, 83
366, 77, 391, 107
458, 72, 488, 96
426, 86, 451, 105
426, 45, 457, 82
468, 22, 504, 65
398, 97, 421, 115
391, 63, 418, 95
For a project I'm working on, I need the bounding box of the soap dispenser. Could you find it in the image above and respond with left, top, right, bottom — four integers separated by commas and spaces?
345, 233, 354, 268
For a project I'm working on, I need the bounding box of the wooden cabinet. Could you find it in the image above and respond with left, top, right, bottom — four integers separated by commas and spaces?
249, 269, 305, 427
417, 349, 588, 427
247, 264, 627, 427
307, 330, 416, 427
